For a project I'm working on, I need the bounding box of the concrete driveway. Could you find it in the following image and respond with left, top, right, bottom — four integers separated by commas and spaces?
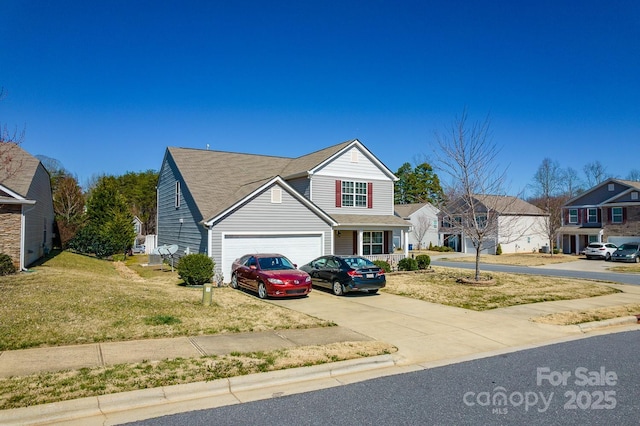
268, 288, 629, 366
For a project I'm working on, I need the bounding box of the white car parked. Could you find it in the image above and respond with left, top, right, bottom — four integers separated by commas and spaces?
584, 242, 617, 261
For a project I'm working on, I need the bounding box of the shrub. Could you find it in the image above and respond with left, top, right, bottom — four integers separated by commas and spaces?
373, 260, 391, 272
176, 253, 215, 286
415, 254, 431, 269
429, 245, 454, 252
0, 253, 17, 276
496, 244, 502, 255
397, 257, 418, 271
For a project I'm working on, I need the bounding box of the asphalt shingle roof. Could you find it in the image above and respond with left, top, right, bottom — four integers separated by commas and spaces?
167, 140, 356, 222
0, 143, 41, 198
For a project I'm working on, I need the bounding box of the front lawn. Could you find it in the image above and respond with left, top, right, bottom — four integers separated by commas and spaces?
383, 267, 620, 311
0, 251, 332, 351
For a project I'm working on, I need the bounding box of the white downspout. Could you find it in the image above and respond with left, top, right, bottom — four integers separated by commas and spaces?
20, 202, 37, 271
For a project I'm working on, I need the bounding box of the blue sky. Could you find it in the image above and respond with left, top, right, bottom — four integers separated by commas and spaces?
1, 0, 639, 195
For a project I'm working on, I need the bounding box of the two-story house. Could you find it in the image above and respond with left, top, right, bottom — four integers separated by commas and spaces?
156, 139, 411, 281
437, 194, 548, 254
559, 178, 640, 254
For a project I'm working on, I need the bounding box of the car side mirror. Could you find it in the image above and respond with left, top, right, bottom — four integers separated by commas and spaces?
250, 265, 257, 270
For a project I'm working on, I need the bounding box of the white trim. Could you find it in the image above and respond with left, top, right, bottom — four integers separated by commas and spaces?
204, 176, 336, 227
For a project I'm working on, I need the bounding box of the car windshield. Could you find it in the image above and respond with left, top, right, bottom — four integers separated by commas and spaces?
618, 244, 639, 251
258, 256, 295, 270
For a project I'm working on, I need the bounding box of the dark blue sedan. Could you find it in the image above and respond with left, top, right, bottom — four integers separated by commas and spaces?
300, 255, 386, 296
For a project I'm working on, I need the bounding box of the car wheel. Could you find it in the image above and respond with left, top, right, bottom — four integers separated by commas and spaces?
368, 289, 379, 294
258, 282, 267, 299
605, 253, 611, 261
230, 273, 239, 289
635, 256, 640, 264
332, 281, 344, 296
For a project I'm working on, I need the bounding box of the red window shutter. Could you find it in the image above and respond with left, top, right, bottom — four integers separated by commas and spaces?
384, 231, 390, 254
623, 207, 627, 224
335, 180, 342, 207
367, 182, 373, 209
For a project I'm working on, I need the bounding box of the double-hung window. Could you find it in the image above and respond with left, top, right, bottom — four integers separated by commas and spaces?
587, 208, 598, 223
342, 181, 367, 207
363, 231, 383, 255
568, 209, 578, 224
175, 181, 181, 208
612, 207, 623, 224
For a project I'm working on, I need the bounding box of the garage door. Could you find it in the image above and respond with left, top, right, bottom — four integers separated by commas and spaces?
607, 236, 640, 246
222, 234, 323, 282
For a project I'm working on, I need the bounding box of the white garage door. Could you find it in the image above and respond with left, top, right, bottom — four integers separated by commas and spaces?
222, 234, 323, 283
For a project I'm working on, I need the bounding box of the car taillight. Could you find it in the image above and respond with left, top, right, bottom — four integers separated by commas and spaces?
347, 270, 362, 278
378, 269, 385, 276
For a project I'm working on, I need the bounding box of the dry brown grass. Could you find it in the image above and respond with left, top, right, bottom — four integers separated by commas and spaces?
0, 341, 396, 410
433, 252, 579, 266
532, 304, 640, 325
0, 251, 332, 351
383, 267, 620, 310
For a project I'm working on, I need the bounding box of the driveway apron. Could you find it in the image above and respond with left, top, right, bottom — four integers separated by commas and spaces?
268, 290, 582, 365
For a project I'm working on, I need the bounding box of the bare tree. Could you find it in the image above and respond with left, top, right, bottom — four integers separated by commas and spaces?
583, 161, 609, 188
433, 109, 525, 281
562, 166, 583, 198
412, 215, 432, 250
530, 158, 565, 256
626, 169, 640, 182
53, 175, 86, 247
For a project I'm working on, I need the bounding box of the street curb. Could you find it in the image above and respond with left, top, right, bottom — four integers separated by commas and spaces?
578, 315, 639, 332
1, 354, 395, 426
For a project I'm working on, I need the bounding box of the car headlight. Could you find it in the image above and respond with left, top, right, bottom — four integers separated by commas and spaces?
267, 278, 284, 285
304, 276, 311, 283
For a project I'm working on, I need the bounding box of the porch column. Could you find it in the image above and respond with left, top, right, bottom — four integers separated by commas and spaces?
358, 230, 363, 255
574, 234, 579, 255
403, 229, 409, 257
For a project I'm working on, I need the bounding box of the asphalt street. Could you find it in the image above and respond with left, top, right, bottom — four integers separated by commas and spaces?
125, 330, 640, 426
431, 259, 640, 286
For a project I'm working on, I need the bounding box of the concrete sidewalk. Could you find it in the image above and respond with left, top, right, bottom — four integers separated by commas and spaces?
2, 282, 639, 425
0, 327, 372, 378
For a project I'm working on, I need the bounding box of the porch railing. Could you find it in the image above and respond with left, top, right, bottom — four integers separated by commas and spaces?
363, 253, 407, 271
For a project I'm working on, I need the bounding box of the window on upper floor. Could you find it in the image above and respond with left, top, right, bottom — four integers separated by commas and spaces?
175, 181, 181, 208
475, 214, 487, 228
612, 207, 623, 223
608, 183, 615, 191
568, 209, 578, 224
632, 192, 638, 200
336, 180, 372, 208
587, 208, 598, 223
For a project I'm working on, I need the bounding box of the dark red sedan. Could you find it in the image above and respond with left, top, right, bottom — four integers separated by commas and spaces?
230, 253, 312, 299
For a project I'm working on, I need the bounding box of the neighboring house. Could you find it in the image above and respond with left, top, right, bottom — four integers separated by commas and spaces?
438, 194, 548, 254
394, 202, 440, 250
132, 215, 144, 242
559, 178, 640, 254
156, 139, 412, 281
0, 143, 54, 270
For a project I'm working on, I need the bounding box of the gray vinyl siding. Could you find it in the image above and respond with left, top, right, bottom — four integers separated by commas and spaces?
567, 183, 627, 206
157, 155, 207, 256
310, 175, 394, 216
286, 176, 311, 199
208, 182, 332, 268
23, 164, 54, 266
307, 146, 395, 216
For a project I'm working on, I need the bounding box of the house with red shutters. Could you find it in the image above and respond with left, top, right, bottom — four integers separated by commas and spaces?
559, 178, 640, 254
156, 139, 411, 281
